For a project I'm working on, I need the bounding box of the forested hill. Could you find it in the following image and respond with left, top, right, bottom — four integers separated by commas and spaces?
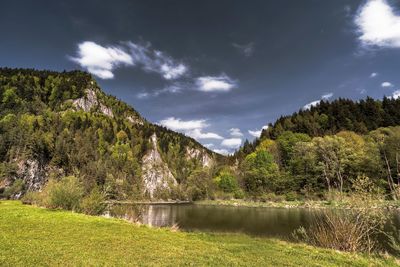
262, 97, 400, 140
0, 68, 218, 200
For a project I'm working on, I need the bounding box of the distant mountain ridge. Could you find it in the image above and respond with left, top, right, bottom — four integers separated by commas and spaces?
0, 68, 218, 200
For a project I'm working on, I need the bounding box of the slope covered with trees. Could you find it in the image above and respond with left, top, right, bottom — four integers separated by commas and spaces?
0, 68, 219, 201
232, 97, 400, 201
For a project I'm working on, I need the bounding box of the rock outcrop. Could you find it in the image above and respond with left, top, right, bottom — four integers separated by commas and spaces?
142, 133, 177, 198
73, 88, 114, 118
186, 147, 213, 167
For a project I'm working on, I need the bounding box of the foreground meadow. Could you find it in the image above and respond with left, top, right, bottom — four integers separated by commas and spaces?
0, 201, 397, 266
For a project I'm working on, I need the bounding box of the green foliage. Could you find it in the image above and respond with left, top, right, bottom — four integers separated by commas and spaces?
241, 150, 280, 194
186, 169, 214, 201
2, 179, 24, 199
0, 68, 215, 202
44, 176, 84, 211
214, 169, 238, 193
80, 187, 106, 215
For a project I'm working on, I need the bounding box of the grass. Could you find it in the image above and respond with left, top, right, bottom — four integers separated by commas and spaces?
0, 201, 397, 266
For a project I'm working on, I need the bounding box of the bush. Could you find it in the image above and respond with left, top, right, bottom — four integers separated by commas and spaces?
2, 179, 24, 199
284, 191, 298, 201
45, 176, 83, 211
80, 187, 106, 215
294, 192, 388, 253
233, 189, 245, 199
214, 170, 238, 193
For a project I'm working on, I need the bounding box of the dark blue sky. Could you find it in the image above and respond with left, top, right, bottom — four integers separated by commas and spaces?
1, 0, 400, 154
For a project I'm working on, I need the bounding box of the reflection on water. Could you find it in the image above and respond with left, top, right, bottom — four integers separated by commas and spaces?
107, 203, 400, 249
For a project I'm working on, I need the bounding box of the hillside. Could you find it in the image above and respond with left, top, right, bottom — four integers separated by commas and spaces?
0, 68, 218, 200
263, 97, 400, 139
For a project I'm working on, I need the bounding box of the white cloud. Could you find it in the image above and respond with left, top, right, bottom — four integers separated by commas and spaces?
127, 42, 188, 80
196, 74, 237, 92
204, 143, 214, 149
248, 130, 262, 138
187, 129, 223, 140
70, 40, 188, 80
303, 93, 333, 110
136, 82, 185, 99
248, 125, 269, 138
355, 0, 400, 48
322, 93, 334, 99
158, 117, 222, 141
213, 148, 231, 155
390, 90, 400, 99
221, 138, 242, 149
159, 117, 208, 131
70, 41, 133, 79
382, 81, 394, 87
303, 100, 322, 110
232, 42, 255, 57
370, 72, 378, 78
229, 128, 243, 137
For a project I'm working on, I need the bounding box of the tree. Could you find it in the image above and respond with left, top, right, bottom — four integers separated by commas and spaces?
241, 150, 280, 194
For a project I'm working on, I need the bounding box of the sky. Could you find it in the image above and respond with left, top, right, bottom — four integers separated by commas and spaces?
1, 0, 400, 154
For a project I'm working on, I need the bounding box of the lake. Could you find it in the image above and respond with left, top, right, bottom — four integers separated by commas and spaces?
107, 203, 400, 247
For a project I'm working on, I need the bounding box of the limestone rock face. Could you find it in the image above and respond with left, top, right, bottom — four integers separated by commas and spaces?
142, 133, 177, 198
73, 88, 114, 118
127, 115, 144, 126
185, 147, 213, 168
16, 159, 46, 192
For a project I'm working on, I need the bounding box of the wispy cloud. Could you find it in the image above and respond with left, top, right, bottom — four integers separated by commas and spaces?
322, 93, 334, 99
204, 143, 214, 149
70, 41, 188, 80
232, 42, 255, 57
69, 41, 133, 79
137, 82, 185, 98
248, 125, 269, 138
355, 0, 400, 48
187, 129, 223, 140
303, 93, 334, 110
127, 41, 188, 80
382, 81, 394, 87
221, 138, 242, 149
158, 117, 222, 140
212, 148, 230, 155
159, 117, 208, 131
370, 72, 378, 78
229, 128, 243, 137
196, 74, 237, 92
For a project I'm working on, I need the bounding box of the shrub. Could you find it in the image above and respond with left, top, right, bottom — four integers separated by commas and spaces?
214, 170, 238, 193
2, 179, 24, 199
233, 189, 245, 199
284, 191, 298, 201
45, 176, 84, 211
80, 187, 106, 215
294, 192, 388, 254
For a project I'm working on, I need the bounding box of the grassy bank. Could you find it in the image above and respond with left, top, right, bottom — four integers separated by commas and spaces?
195, 199, 400, 209
0, 201, 397, 266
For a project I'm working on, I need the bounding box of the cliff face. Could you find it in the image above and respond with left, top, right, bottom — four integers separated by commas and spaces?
0, 68, 217, 200
142, 133, 177, 198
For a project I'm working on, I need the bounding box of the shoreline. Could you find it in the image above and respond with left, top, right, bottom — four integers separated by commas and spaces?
194, 199, 400, 210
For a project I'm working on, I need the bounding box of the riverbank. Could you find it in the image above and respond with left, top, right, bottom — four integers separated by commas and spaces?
195, 199, 400, 209
0, 201, 397, 266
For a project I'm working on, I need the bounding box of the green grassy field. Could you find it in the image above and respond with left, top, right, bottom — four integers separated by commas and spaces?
0, 201, 397, 266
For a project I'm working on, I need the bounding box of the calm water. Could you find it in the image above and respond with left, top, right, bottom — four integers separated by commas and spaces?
107, 203, 400, 243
